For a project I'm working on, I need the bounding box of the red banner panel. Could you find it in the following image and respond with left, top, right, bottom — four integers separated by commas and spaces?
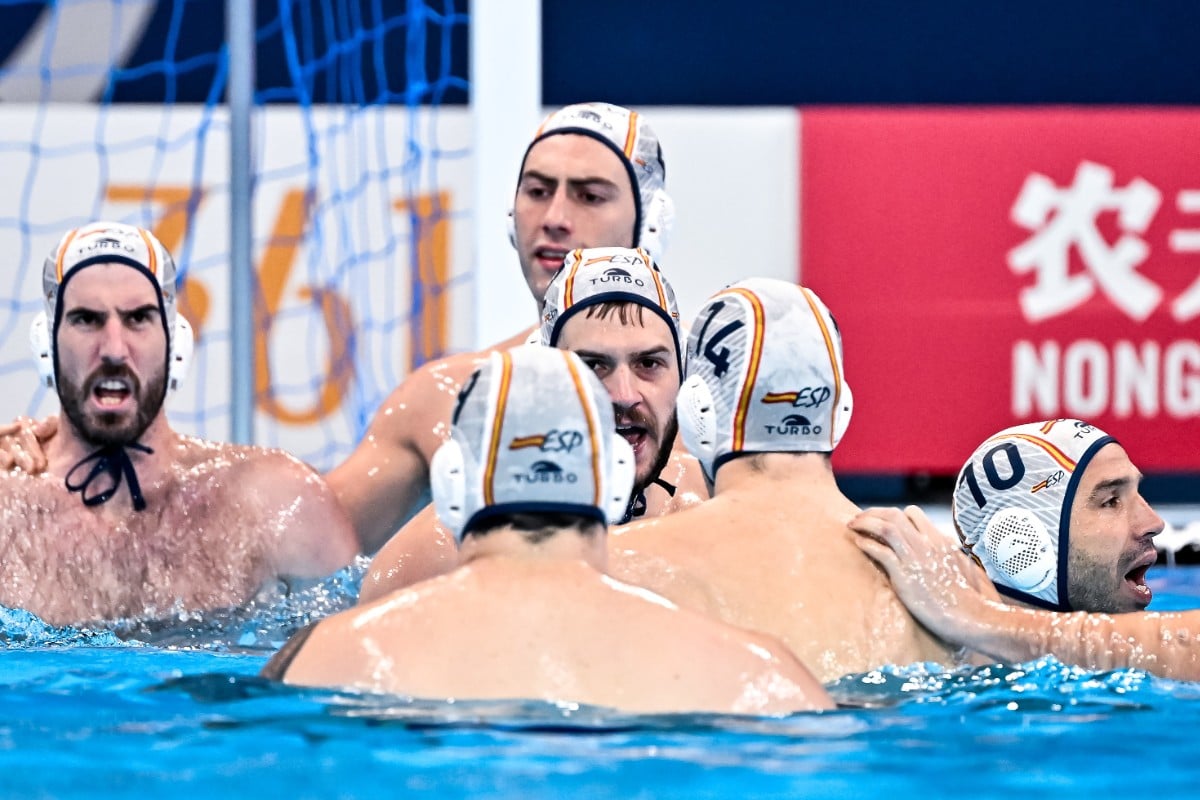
800, 108, 1200, 473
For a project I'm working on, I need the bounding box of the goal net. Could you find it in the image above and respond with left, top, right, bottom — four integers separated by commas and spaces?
0, 0, 473, 470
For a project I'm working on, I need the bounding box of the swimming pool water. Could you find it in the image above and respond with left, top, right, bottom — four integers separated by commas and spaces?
3, 567, 1200, 799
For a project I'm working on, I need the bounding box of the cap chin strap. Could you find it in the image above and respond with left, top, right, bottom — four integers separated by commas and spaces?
65, 441, 153, 512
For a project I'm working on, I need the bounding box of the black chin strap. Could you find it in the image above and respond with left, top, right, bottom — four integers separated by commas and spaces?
65, 442, 153, 512
651, 477, 677, 496
619, 478, 678, 524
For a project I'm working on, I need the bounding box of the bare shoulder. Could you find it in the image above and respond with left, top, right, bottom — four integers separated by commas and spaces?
171, 435, 321, 491
644, 451, 709, 517
362, 349, 494, 442
364, 327, 534, 438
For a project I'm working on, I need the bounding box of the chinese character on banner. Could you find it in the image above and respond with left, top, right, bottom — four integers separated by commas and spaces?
1008, 161, 1162, 323
801, 108, 1200, 474
1167, 190, 1200, 322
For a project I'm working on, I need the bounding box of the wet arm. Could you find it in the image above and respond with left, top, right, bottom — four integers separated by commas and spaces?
357, 501, 458, 604
261, 455, 359, 577
850, 505, 1200, 681
326, 366, 450, 554
947, 603, 1200, 680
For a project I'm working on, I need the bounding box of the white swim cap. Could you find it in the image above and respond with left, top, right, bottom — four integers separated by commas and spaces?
515, 102, 674, 261
32, 221, 193, 391
429, 344, 636, 541
676, 278, 854, 481
952, 419, 1117, 611
540, 246, 683, 376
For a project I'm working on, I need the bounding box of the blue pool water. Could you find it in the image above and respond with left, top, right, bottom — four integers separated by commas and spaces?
4, 566, 1200, 799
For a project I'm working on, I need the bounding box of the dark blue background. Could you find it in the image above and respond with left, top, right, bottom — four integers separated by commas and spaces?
4, 1, 1200, 104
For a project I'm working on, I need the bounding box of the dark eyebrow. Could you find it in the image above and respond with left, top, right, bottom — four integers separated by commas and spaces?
570, 349, 614, 364
632, 346, 672, 360
520, 169, 621, 190
120, 304, 161, 316
1089, 475, 1138, 500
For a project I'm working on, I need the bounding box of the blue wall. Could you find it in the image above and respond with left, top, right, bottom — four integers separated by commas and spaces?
5, 1, 1199, 105
544, 0, 1200, 105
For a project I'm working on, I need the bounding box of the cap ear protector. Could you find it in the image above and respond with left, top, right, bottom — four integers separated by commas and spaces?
979, 507, 1057, 594
637, 188, 674, 264
430, 436, 468, 538
29, 312, 52, 388
831, 382, 853, 450
29, 310, 194, 392
605, 434, 636, 524
676, 372, 718, 482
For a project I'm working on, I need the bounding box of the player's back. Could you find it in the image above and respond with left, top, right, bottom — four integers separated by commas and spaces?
609, 481, 956, 682
277, 555, 831, 714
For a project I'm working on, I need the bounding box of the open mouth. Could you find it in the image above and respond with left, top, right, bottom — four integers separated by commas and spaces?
92, 377, 133, 409
1124, 560, 1155, 606
534, 246, 570, 272
616, 424, 648, 456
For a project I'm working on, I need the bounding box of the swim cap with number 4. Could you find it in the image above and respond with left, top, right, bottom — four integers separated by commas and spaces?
676, 278, 853, 481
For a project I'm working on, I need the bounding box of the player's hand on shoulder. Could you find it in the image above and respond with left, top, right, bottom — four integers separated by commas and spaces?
0, 415, 57, 473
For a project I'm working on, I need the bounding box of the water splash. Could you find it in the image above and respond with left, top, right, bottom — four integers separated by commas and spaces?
1, 557, 368, 653
0, 606, 127, 647
828, 657, 1156, 711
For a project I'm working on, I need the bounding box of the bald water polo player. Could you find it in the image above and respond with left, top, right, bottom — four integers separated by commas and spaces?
0, 221, 356, 627
263, 344, 832, 714
607, 278, 961, 682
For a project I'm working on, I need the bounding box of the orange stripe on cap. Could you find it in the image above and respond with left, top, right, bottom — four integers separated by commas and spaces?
800, 286, 843, 448
562, 351, 602, 505
638, 249, 669, 310
709, 287, 765, 452
990, 432, 1077, 472
136, 227, 158, 275
623, 112, 638, 157
54, 227, 84, 282
562, 249, 584, 309
482, 352, 514, 505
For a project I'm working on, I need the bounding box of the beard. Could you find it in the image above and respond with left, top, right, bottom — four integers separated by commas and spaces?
58, 362, 167, 448
1065, 546, 1129, 614
632, 413, 679, 498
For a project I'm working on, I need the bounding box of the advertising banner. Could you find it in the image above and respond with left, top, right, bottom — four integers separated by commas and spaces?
801, 108, 1200, 473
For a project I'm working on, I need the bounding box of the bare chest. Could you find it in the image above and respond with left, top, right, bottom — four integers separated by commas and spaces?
0, 474, 278, 625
